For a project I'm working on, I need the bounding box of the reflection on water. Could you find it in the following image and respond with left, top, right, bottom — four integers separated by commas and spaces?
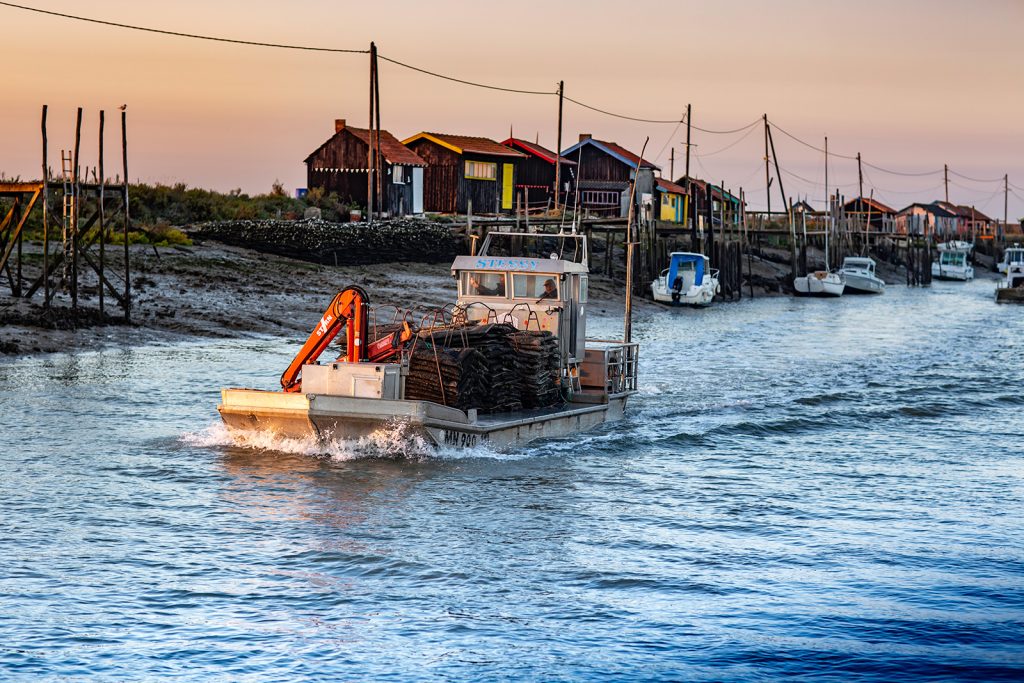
1, 278, 1023, 680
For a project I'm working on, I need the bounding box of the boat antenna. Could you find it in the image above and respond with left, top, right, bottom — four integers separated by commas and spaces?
624, 137, 649, 345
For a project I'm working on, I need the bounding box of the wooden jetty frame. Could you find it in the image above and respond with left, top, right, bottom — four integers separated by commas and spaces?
0, 105, 132, 320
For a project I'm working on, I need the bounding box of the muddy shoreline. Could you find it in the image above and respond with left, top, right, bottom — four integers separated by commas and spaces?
0, 240, 666, 358
2, 237, 994, 359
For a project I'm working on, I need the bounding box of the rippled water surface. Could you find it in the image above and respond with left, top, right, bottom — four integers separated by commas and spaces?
2, 279, 1023, 680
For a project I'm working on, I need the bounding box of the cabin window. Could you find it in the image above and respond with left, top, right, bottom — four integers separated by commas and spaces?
461, 271, 506, 297
465, 160, 497, 181
579, 276, 588, 303
513, 274, 558, 300
393, 165, 405, 184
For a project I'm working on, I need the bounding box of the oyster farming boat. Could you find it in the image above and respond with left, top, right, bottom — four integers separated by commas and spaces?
218, 232, 638, 451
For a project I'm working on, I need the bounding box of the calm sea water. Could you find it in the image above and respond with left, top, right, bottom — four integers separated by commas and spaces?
1, 279, 1023, 681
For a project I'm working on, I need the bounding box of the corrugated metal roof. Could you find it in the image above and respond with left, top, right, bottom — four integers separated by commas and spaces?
304, 125, 427, 167
656, 177, 687, 195
898, 202, 958, 218
843, 196, 896, 215
560, 138, 661, 171
403, 132, 526, 158
501, 138, 577, 165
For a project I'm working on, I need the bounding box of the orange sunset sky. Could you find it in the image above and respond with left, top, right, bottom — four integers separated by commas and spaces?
2, 0, 1022, 218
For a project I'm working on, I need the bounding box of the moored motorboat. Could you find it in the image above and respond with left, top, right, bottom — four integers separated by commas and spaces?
794, 271, 845, 297
218, 231, 639, 451
838, 256, 885, 294
650, 252, 719, 306
998, 245, 1024, 277
933, 241, 974, 281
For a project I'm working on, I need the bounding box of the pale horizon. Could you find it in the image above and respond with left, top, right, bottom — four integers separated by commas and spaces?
2, 0, 1022, 219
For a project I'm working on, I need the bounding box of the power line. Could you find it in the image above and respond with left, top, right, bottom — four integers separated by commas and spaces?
378, 54, 554, 95
862, 160, 943, 178
563, 96, 682, 124
695, 124, 760, 158
948, 169, 1005, 184
691, 118, 761, 135
767, 120, 857, 160
0, 1, 368, 53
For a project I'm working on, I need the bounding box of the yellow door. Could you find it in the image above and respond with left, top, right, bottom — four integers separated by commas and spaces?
502, 163, 513, 210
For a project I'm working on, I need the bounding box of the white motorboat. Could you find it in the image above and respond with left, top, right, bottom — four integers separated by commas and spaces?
932, 241, 974, 281
794, 270, 845, 297
838, 256, 885, 294
998, 245, 1024, 276
651, 252, 720, 306
996, 262, 1024, 304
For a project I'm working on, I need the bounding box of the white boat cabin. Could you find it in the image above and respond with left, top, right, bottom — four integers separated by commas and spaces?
452, 231, 589, 364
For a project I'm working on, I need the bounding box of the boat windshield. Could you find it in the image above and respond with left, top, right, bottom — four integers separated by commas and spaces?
462, 271, 507, 298
513, 273, 558, 300
940, 252, 966, 266
1006, 249, 1024, 263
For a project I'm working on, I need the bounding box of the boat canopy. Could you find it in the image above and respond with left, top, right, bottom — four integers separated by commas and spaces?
842, 257, 875, 269
667, 252, 706, 286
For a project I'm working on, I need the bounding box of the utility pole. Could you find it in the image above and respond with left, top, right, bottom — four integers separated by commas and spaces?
763, 114, 771, 221
554, 80, 564, 212
685, 103, 695, 247
765, 122, 795, 278
670, 147, 674, 182
684, 104, 692, 181
367, 41, 375, 224
944, 164, 949, 204
857, 151, 864, 201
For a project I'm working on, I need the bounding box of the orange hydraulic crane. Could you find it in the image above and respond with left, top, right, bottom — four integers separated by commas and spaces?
280, 286, 412, 393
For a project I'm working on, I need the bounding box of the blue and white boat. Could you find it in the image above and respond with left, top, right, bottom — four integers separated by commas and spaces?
651, 252, 720, 306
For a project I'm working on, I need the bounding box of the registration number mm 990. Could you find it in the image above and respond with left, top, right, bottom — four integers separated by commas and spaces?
442, 430, 484, 448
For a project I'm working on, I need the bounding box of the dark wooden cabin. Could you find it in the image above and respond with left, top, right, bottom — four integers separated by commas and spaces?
685, 177, 744, 229
500, 137, 577, 209
842, 196, 896, 232
305, 119, 427, 216
402, 132, 525, 214
559, 135, 659, 216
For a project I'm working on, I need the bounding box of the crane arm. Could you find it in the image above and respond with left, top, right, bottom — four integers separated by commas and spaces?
280, 286, 369, 392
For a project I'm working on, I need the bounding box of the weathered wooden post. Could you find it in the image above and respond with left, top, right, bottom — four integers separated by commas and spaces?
41, 105, 50, 308
121, 108, 131, 321
98, 110, 105, 316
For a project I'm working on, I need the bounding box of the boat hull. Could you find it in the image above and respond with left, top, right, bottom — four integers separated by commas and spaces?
650, 279, 719, 306
218, 388, 630, 451
840, 272, 885, 294
793, 274, 845, 297
931, 264, 974, 281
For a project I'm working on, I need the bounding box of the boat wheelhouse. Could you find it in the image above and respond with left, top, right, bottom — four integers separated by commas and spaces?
650, 252, 720, 306
932, 242, 974, 281
838, 257, 885, 294
998, 246, 1024, 277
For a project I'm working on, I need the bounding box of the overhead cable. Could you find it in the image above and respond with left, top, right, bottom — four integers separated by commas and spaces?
696, 124, 760, 158
948, 169, 1006, 184
0, 1, 368, 53
378, 55, 554, 95
563, 97, 683, 124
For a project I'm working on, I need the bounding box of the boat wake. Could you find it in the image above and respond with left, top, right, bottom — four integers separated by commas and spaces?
180, 420, 512, 462
181, 420, 443, 461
